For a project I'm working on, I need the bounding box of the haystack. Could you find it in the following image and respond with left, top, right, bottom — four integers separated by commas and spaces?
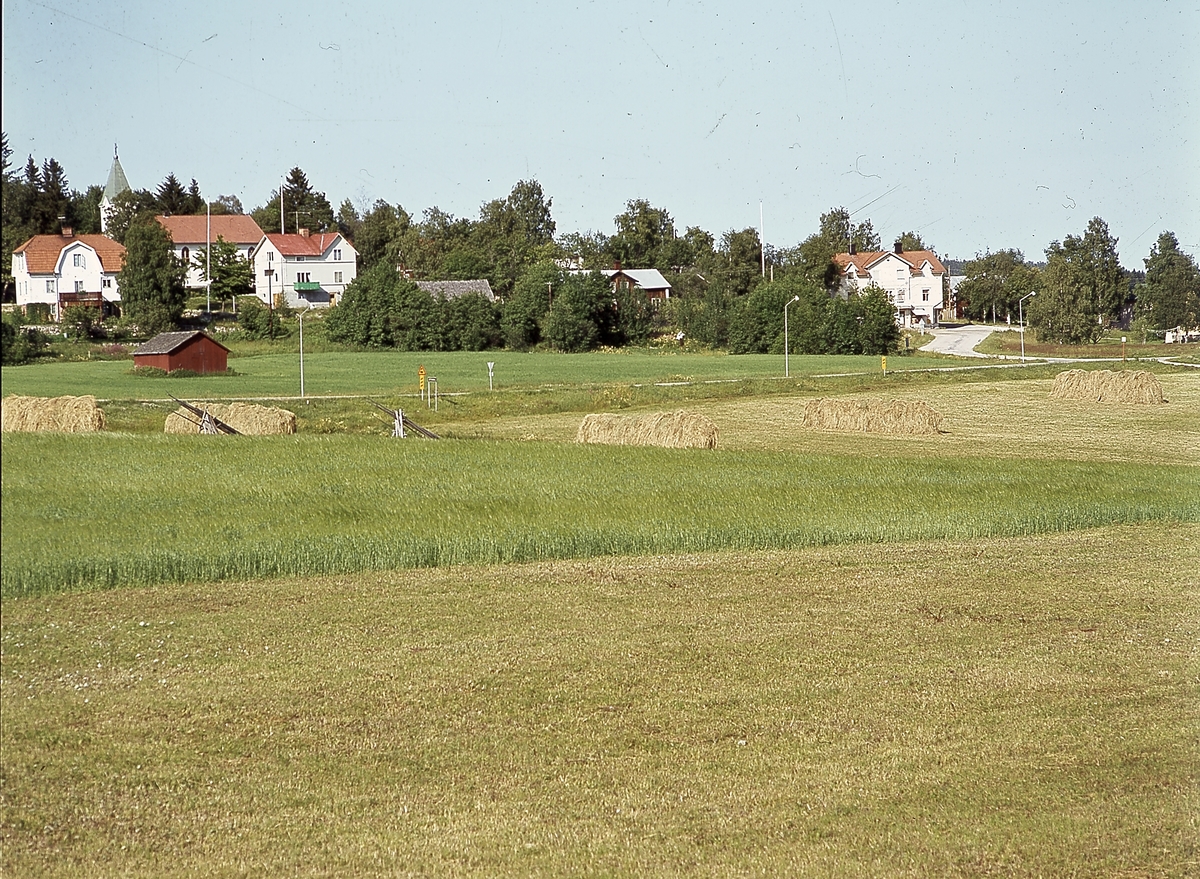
802, 398, 944, 435
1049, 369, 1163, 404
165, 401, 297, 435
1, 394, 106, 433
576, 410, 719, 449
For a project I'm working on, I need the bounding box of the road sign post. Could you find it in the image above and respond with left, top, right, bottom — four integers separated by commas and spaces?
487, 361, 495, 391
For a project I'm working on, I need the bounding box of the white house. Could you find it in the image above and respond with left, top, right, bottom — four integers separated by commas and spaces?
157, 214, 264, 290
251, 229, 357, 307
834, 245, 947, 327
11, 229, 126, 320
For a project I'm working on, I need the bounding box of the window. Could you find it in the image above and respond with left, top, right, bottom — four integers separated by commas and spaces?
268, 251, 274, 262
334, 271, 343, 284
896, 268, 905, 280
333, 248, 342, 260
75, 280, 85, 293
295, 256, 305, 262
922, 290, 930, 302
181, 247, 189, 262
46, 280, 55, 294
103, 278, 112, 288
297, 272, 311, 283
897, 291, 905, 302
73, 253, 85, 268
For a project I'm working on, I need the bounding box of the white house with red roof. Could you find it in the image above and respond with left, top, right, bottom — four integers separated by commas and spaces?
251, 229, 357, 307
834, 244, 947, 327
156, 214, 264, 290
11, 228, 126, 320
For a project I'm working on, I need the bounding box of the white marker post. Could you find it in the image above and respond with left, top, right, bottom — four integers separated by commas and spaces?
487, 361, 495, 391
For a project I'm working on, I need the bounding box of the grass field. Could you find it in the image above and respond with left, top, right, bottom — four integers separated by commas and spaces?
3, 352, 1199, 875
2, 525, 1197, 876
0, 348, 944, 401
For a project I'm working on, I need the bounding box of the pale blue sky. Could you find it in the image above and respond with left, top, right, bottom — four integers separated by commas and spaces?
4, 0, 1196, 268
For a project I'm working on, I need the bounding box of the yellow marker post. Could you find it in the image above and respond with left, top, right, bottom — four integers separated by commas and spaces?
418, 365, 427, 400
882, 355, 887, 374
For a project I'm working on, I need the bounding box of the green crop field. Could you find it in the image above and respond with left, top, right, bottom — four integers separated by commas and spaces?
0, 348, 947, 401
3, 357, 1199, 876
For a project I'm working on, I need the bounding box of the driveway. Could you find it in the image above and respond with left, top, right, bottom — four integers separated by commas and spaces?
925, 324, 998, 358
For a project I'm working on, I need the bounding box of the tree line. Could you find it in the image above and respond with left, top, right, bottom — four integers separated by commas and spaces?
4, 133, 1197, 353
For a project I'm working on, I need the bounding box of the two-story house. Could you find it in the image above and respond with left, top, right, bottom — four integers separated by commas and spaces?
157, 214, 264, 290
251, 229, 357, 307
834, 244, 947, 327
11, 228, 126, 320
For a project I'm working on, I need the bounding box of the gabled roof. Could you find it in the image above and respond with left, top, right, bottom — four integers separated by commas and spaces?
157, 215, 264, 246
103, 154, 131, 201
132, 330, 230, 356
13, 234, 126, 274
261, 231, 347, 258
834, 250, 946, 276
608, 268, 672, 290
415, 279, 496, 301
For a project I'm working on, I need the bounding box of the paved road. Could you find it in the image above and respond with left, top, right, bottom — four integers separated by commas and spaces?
924, 324, 998, 358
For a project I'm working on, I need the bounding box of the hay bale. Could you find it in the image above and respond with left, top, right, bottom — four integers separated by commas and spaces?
802, 398, 944, 435
1049, 369, 1163, 404
1, 394, 106, 433
165, 401, 296, 435
576, 410, 719, 449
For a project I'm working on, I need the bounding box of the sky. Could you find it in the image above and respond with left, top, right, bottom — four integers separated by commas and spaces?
3, 0, 1197, 269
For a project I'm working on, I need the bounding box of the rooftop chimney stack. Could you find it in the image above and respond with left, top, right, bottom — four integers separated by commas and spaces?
299, 228, 310, 238
894, 240, 903, 254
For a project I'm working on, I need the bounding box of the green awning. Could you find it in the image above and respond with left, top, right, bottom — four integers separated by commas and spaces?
293, 282, 322, 291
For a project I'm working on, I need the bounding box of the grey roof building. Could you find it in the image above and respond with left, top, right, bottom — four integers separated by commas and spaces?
415, 279, 496, 302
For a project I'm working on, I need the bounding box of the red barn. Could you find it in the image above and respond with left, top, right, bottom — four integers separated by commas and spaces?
133, 331, 230, 374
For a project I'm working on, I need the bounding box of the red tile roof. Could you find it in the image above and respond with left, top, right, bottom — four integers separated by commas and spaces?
13, 234, 126, 274
263, 232, 344, 257
834, 249, 946, 276
156, 214, 264, 246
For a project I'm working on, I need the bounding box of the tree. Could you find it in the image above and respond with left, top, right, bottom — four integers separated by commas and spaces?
857, 286, 901, 354
1136, 232, 1200, 330
104, 188, 160, 244
956, 249, 1039, 323
117, 218, 187, 334
543, 271, 610, 352
608, 199, 675, 269
896, 231, 930, 252
70, 185, 105, 234
500, 261, 558, 349
210, 194, 244, 215
354, 200, 411, 271
793, 207, 881, 289
1030, 218, 1124, 343
193, 236, 253, 305
155, 174, 188, 215
251, 167, 336, 234
716, 228, 764, 298
325, 261, 442, 350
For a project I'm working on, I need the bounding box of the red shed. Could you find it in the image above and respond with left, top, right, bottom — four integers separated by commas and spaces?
133, 331, 230, 374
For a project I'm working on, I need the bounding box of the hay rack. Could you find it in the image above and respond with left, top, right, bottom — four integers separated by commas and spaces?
367, 400, 439, 439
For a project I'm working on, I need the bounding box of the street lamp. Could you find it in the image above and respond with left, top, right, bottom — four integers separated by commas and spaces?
298, 298, 314, 398
1019, 291, 1037, 362
784, 294, 800, 377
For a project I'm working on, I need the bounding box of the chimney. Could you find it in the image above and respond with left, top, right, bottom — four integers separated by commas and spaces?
849, 241, 856, 256
61, 226, 74, 238
894, 240, 903, 255
299, 228, 310, 238
613, 260, 621, 271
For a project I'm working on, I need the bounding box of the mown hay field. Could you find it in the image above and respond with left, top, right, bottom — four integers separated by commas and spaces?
2, 525, 1196, 877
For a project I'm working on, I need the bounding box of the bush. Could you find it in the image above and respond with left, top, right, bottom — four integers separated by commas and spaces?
1, 315, 49, 365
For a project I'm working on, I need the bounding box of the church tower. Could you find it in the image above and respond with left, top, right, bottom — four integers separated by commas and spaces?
99, 145, 131, 233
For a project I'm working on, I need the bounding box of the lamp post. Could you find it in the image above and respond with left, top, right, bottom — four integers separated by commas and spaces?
784, 294, 800, 377
205, 201, 211, 315
298, 298, 313, 398
1019, 291, 1037, 362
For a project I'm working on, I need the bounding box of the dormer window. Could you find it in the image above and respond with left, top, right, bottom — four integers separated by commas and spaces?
73, 253, 85, 268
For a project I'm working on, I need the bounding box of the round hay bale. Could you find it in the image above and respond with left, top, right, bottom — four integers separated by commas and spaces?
1, 394, 106, 433
802, 398, 943, 435
1049, 369, 1163, 404
577, 410, 718, 449
165, 401, 297, 435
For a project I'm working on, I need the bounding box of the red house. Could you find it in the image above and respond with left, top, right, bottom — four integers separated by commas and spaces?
132, 331, 230, 374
